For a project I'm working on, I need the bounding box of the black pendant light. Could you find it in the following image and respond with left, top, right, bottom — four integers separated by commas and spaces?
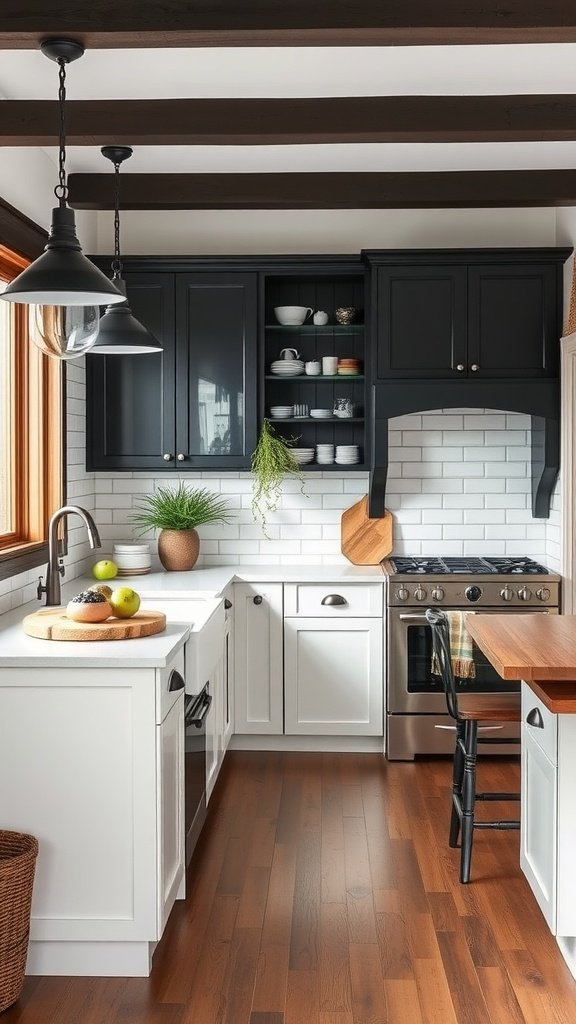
0, 39, 124, 360
91, 147, 162, 355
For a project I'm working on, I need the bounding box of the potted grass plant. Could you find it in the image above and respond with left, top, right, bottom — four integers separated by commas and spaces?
251, 418, 304, 537
130, 483, 233, 571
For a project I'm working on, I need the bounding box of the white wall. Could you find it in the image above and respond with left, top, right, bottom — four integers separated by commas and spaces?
95, 207, 556, 256
0, 148, 97, 252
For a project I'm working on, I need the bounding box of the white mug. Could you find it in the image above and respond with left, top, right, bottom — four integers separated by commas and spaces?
322, 356, 338, 375
313, 310, 329, 326
305, 360, 321, 375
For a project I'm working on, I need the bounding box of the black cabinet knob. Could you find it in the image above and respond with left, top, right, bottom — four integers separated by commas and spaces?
253, 595, 263, 605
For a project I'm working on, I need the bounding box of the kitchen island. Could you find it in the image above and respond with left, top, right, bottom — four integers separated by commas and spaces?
466, 613, 576, 982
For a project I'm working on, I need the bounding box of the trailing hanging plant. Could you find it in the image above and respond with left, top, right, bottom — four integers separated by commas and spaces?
251, 419, 305, 537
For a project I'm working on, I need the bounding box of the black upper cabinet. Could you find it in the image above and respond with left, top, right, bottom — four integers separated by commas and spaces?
175, 273, 257, 469
467, 264, 558, 378
87, 272, 176, 471
373, 252, 564, 380
376, 265, 467, 378
86, 268, 258, 471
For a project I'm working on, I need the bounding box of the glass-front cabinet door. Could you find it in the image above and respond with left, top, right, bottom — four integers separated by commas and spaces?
175, 273, 258, 469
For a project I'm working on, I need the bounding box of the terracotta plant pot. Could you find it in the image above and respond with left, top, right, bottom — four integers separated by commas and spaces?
157, 528, 200, 571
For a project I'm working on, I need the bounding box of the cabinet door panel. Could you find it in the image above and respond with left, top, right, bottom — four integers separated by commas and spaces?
521, 724, 557, 932
467, 264, 559, 377
157, 694, 185, 936
234, 583, 283, 734
87, 273, 176, 470
376, 266, 467, 378
175, 273, 257, 468
284, 618, 383, 735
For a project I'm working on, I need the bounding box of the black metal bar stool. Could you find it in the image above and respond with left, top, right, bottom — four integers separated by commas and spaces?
425, 607, 521, 883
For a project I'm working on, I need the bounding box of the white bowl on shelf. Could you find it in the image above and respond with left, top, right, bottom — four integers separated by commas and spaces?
274, 305, 313, 326
310, 408, 333, 418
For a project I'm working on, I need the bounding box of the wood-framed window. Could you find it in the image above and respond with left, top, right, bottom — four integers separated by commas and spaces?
0, 243, 63, 578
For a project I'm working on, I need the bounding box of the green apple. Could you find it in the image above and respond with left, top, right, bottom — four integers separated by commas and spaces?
92, 560, 118, 580
109, 586, 141, 619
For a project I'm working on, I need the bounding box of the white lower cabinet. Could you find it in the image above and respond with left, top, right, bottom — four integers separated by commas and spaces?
284, 617, 383, 735
234, 582, 284, 734
521, 684, 576, 946
0, 649, 186, 977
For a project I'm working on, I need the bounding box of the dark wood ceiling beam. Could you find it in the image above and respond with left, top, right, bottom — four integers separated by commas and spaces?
6, 95, 576, 146
67, 170, 576, 210
1, 1, 576, 47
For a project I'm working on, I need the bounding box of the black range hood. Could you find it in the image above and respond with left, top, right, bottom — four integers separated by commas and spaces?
369, 378, 559, 519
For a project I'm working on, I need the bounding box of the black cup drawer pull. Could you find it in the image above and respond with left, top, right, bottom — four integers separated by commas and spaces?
526, 707, 544, 729
321, 594, 348, 606
168, 670, 185, 692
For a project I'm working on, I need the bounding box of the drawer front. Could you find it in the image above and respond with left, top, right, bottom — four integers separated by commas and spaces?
157, 647, 186, 724
521, 683, 558, 766
284, 583, 383, 618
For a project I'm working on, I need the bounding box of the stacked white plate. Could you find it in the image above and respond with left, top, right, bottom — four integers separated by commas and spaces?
113, 542, 152, 576
291, 447, 315, 464
310, 408, 332, 418
316, 444, 335, 465
270, 359, 304, 376
335, 445, 360, 465
270, 405, 293, 418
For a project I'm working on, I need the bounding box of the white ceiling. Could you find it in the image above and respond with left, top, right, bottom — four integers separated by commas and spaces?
1, 44, 576, 181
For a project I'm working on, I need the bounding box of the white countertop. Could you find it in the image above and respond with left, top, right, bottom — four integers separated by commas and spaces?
0, 564, 385, 669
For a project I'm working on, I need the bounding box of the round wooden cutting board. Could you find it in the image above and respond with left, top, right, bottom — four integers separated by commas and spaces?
22, 608, 167, 642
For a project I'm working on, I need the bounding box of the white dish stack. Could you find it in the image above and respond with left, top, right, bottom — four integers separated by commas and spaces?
113, 542, 152, 576
291, 447, 315, 465
335, 445, 360, 465
270, 405, 293, 419
316, 444, 335, 465
270, 358, 304, 376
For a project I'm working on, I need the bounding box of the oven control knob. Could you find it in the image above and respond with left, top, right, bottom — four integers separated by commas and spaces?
500, 586, 514, 602
431, 587, 445, 602
414, 586, 427, 602
396, 587, 410, 602
517, 586, 532, 601
536, 586, 551, 602
465, 585, 482, 603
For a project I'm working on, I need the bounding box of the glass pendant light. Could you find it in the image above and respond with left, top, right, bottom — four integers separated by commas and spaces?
91, 147, 162, 355
0, 39, 124, 360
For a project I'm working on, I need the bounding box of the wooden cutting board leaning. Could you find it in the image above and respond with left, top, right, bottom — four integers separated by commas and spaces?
340, 495, 393, 565
22, 608, 167, 641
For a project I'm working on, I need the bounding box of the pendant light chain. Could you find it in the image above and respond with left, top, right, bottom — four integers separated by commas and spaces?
111, 161, 122, 276
54, 58, 68, 206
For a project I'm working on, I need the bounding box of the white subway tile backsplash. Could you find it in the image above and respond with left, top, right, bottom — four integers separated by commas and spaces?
465, 509, 505, 525
463, 414, 506, 429
1, 390, 551, 590
443, 462, 484, 478
422, 509, 463, 524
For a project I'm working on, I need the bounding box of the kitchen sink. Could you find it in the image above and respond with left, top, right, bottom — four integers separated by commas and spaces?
139, 596, 224, 693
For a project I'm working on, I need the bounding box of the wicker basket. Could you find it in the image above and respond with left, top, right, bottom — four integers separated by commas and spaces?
0, 830, 38, 1013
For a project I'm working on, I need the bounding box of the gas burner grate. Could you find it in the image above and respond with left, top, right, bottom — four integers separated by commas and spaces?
388, 558, 449, 575
483, 557, 549, 575
388, 555, 550, 576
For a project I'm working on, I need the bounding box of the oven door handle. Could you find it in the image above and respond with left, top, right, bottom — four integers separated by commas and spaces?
185, 692, 212, 728
398, 613, 430, 624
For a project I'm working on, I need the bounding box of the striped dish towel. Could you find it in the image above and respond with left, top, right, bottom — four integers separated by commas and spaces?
432, 610, 476, 680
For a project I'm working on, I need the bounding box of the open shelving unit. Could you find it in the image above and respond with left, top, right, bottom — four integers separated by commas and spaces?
261, 263, 369, 470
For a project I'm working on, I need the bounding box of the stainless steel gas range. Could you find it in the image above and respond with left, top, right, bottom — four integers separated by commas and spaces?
382, 556, 561, 760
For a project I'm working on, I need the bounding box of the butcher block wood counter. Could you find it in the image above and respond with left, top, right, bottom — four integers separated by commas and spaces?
466, 613, 576, 713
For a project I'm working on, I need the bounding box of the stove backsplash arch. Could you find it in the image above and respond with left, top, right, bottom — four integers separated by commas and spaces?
370, 379, 559, 520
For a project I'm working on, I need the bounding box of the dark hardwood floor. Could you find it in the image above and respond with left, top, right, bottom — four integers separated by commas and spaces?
5, 752, 576, 1023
